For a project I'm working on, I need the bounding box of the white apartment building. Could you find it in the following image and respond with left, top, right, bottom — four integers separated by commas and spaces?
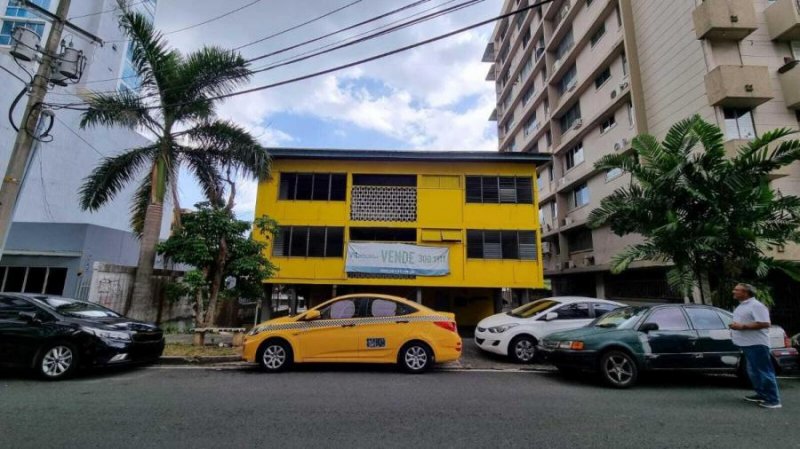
484, 0, 800, 328
0, 0, 170, 298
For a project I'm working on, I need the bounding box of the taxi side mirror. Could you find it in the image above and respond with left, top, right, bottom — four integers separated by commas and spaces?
303, 310, 321, 321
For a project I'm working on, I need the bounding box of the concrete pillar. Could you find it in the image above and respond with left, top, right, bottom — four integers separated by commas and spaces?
416, 287, 422, 304
595, 273, 606, 298
332, 284, 337, 297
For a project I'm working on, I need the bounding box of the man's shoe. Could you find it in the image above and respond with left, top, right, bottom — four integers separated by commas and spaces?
744, 395, 766, 403
758, 402, 782, 409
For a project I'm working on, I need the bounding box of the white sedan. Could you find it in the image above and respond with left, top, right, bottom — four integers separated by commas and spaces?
474, 297, 625, 363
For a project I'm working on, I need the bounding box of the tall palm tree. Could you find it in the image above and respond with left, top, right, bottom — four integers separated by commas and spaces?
588, 115, 800, 305
78, 5, 269, 320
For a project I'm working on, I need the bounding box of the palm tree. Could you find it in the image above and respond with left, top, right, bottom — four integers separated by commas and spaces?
78, 5, 269, 320
588, 115, 800, 305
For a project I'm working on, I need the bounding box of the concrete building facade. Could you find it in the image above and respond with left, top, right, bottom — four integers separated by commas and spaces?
483, 0, 800, 312
0, 0, 170, 298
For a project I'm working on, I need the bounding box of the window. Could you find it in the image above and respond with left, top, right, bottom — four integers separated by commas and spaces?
0, 266, 66, 295
369, 299, 416, 317
566, 228, 593, 252
686, 307, 726, 330
644, 307, 690, 331
600, 116, 616, 134
522, 85, 535, 105
594, 67, 611, 89
273, 227, 344, 257
571, 183, 590, 208
557, 65, 577, 95
279, 173, 347, 201
320, 299, 361, 320
545, 130, 552, 147
350, 227, 415, 242
543, 98, 549, 116
466, 230, 537, 260
627, 101, 634, 127
537, 173, 544, 191
519, 57, 533, 81
0, 295, 38, 320
465, 176, 534, 204
524, 113, 539, 137
555, 302, 591, 319
522, 29, 531, 48
555, 30, 574, 61
559, 103, 582, 133
593, 303, 619, 318
606, 167, 623, 182
723, 108, 756, 139
564, 142, 584, 170
590, 23, 606, 47
615, 4, 622, 26
621, 52, 628, 76
0, 0, 49, 46
550, 200, 557, 220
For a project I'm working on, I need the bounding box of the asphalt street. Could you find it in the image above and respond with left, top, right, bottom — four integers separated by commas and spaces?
1, 365, 798, 449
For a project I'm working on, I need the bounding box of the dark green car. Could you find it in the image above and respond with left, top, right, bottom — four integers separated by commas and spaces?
539, 304, 753, 388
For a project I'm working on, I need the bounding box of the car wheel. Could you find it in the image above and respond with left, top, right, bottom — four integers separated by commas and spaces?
257, 340, 293, 373
600, 350, 638, 388
398, 341, 433, 374
37, 342, 78, 380
508, 335, 537, 364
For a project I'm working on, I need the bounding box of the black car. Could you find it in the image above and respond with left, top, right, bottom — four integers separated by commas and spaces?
0, 293, 164, 379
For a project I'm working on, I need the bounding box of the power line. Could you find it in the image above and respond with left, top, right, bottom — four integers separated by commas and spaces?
53, 115, 107, 157
233, 0, 364, 51
68, 0, 149, 20
47, 0, 552, 113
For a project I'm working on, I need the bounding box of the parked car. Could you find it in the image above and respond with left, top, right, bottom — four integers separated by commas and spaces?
243, 294, 462, 373
474, 297, 625, 363
539, 304, 798, 388
0, 293, 165, 380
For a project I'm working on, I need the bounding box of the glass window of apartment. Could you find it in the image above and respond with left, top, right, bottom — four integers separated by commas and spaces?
537, 173, 544, 192
543, 98, 549, 117
564, 142, 584, 171
558, 65, 578, 95
606, 167, 623, 182
0, 0, 50, 45
279, 173, 346, 201
467, 230, 537, 260
559, 103, 582, 133
273, 227, 344, 257
566, 228, 593, 252
522, 29, 531, 48
594, 67, 611, 89
520, 56, 533, 81
514, 10, 525, 31
466, 176, 533, 204
524, 113, 539, 137
550, 200, 558, 219
522, 85, 535, 106
723, 108, 756, 139
545, 130, 553, 147
622, 52, 629, 76
555, 29, 574, 62
571, 183, 590, 209
627, 101, 635, 127
590, 23, 606, 47
600, 115, 616, 134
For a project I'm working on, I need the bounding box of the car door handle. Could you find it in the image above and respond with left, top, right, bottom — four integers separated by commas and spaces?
341, 323, 356, 328
395, 320, 409, 324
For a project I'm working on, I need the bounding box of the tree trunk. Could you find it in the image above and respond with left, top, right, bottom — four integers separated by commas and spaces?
127, 202, 163, 321
204, 236, 228, 326
194, 288, 206, 328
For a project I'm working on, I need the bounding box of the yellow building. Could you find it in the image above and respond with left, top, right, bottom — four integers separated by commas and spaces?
254, 149, 551, 327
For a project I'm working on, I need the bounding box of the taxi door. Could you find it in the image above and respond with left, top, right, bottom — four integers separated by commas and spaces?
357, 298, 416, 362
294, 298, 365, 361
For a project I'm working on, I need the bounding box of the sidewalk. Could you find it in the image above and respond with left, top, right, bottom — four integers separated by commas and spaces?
161, 333, 554, 371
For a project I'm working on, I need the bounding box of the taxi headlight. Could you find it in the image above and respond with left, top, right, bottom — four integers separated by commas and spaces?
488, 323, 519, 333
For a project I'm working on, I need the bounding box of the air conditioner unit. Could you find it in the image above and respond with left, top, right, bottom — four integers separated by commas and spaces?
613, 141, 622, 152
542, 242, 551, 254
545, 223, 552, 232
572, 119, 583, 130
566, 260, 577, 269
610, 88, 618, 99
619, 80, 630, 90
583, 255, 595, 266
614, 138, 628, 152
558, 177, 567, 186
561, 217, 574, 226
553, 58, 562, 72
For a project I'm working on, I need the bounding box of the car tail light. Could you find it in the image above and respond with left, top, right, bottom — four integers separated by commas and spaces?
434, 321, 457, 333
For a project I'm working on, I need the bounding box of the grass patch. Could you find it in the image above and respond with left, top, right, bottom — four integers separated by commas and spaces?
164, 344, 242, 357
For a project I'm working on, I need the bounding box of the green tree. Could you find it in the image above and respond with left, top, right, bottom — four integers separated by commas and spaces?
157, 203, 278, 327
77, 3, 268, 319
588, 115, 800, 306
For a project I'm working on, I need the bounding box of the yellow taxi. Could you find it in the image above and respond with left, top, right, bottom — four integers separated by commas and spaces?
243, 294, 462, 373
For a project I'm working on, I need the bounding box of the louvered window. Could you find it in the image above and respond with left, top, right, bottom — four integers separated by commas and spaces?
272, 226, 344, 257
279, 173, 347, 201
465, 176, 534, 204
466, 230, 537, 260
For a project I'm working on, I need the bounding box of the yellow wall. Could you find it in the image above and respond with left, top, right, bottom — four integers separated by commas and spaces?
254, 159, 544, 289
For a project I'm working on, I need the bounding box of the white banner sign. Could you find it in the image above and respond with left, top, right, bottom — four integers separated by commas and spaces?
345, 242, 449, 276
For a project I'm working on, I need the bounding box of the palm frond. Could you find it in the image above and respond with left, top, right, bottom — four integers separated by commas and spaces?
79, 90, 158, 131
130, 175, 152, 237
181, 148, 224, 206
184, 120, 271, 180
177, 46, 251, 99
80, 145, 157, 211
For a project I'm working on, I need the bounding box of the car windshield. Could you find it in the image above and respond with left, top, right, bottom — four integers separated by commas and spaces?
34, 297, 121, 318
592, 306, 649, 329
508, 299, 560, 318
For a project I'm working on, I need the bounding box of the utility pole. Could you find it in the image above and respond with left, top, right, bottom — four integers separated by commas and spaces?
0, 0, 71, 256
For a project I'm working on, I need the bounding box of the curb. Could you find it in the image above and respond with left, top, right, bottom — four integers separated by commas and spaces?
158, 356, 242, 365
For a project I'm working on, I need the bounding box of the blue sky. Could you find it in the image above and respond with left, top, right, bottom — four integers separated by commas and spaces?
157, 0, 501, 222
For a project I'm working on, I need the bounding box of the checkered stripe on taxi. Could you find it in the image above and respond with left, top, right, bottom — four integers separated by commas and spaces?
252, 315, 448, 333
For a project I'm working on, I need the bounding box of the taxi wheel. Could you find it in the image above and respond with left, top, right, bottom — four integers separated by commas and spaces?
508, 335, 537, 364
398, 341, 433, 374
257, 340, 293, 373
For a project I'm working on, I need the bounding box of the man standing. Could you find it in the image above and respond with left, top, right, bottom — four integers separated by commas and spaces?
729, 283, 781, 409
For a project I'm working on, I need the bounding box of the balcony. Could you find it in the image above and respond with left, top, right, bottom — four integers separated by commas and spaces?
765, 0, 800, 41
692, 0, 757, 40
778, 61, 800, 109
481, 42, 495, 62
704, 65, 773, 108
